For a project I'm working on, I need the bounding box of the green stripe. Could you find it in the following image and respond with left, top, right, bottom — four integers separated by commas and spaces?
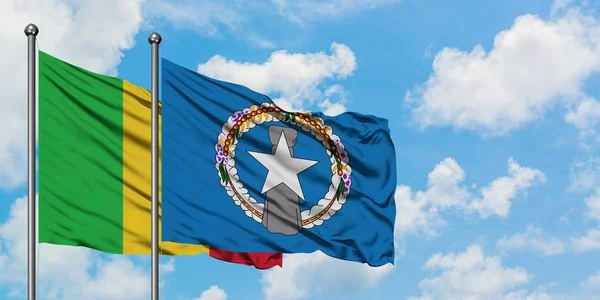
38, 51, 125, 253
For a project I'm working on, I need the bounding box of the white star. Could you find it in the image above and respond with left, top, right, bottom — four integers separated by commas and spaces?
248, 130, 318, 200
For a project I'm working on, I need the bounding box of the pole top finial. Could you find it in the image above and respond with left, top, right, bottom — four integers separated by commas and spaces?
24, 24, 39, 37
148, 32, 162, 44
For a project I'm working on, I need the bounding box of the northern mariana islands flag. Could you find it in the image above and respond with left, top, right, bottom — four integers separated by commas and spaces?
161, 58, 397, 266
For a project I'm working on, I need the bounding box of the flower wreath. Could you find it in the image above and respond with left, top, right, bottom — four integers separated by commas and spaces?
214, 102, 352, 228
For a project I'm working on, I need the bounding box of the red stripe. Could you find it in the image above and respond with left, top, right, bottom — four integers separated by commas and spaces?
208, 247, 282, 269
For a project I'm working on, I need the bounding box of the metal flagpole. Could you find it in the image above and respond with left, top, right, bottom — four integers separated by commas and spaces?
149, 32, 162, 300
24, 23, 39, 300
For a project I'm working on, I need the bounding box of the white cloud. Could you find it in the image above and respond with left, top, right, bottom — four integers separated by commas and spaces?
565, 98, 600, 134
394, 158, 468, 238
248, 35, 277, 49
271, 0, 401, 25
0, 0, 144, 189
0, 196, 151, 299
194, 285, 228, 300
143, 0, 397, 46
160, 258, 176, 274
423, 44, 434, 58
550, 0, 574, 17
318, 85, 348, 116
571, 188, 600, 253
318, 99, 347, 116
406, 6, 600, 135
143, 0, 244, 36
157, 257, 176, 288
503, 290, 553, 300
260, 251, 394, 300
396, 157, 544, 238
469, 158, 546, 218
581, 270, 600, 290
571, 228, 600, 253
569, 156, 600, 192
585, 188, 600, 222
496, 226, 566, 257
197, 43, 356, 112
409, 244, 550, 300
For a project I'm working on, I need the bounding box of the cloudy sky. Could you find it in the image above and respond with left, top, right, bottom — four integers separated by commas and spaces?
1, 0, 600, 299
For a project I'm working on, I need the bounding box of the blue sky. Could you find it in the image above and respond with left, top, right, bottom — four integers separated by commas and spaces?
1, 0, 600, 299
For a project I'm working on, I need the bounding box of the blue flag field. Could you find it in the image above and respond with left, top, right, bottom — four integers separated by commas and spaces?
160, 58, 397, 266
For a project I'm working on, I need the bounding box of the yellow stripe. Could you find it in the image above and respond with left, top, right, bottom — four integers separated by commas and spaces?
122, 80, 209, 255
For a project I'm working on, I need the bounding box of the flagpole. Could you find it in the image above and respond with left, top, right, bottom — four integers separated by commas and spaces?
149, 32, 162, 300
24, 23, 39, 300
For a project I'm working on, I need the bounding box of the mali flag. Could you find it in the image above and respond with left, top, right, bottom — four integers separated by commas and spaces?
38, 51, 282, 269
